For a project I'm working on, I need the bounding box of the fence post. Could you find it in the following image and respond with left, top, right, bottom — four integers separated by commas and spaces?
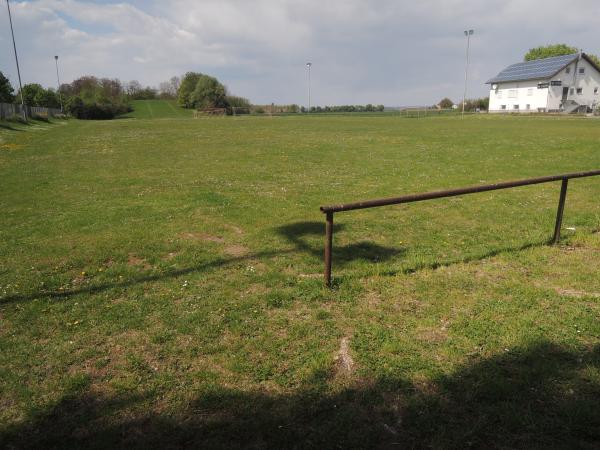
325, 212, 334, 287
553, 178, 569, 244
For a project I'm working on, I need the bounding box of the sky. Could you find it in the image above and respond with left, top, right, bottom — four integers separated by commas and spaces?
1, 0, 599, 106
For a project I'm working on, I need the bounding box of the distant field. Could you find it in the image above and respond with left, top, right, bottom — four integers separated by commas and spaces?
125, 99, 193, 119
1, 114, 600, 448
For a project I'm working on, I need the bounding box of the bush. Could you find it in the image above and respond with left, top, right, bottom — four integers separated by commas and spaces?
67, 95, 130, 120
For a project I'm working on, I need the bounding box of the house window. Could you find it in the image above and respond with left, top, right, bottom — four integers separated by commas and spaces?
579, 67, 585, 74
513, 104, 519, 110
570, 88, 575, 95
526, 104, 531, 110
508, 89, 518, 98
527, 88, 534, 96
577, 88, 583, 95
566, 67, 571, 74
501, 105, 506, 110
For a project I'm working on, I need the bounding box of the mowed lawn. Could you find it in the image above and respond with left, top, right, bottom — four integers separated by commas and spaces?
124, 99, 193, 119
1, 112, 600, 448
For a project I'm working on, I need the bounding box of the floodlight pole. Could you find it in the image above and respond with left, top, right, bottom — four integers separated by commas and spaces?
306, 62, 312, 113
54, 55, 63, 112
462, 29, 474, 118
6, 0, 26, 121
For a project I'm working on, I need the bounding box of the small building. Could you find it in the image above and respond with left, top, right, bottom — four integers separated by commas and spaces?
487, 52, 600, 113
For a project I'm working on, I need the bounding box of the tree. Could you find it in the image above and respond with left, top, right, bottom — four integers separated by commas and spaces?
190, 75, 227, 109
177, 72, 203, 107
0, 71, 14, 103
587, 54, 600, 68
438, 97, 454, 109
34, 88, 60, 108
524, 44, 578, 61
19, 84, 46, 106
126, 80, 142, 97
65, 76, 130, 119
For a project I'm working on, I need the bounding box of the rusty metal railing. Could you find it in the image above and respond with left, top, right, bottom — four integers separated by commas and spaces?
320, 169, 600, 286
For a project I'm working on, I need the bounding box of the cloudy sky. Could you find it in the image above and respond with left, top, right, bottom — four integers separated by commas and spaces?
1, 0, 599, 106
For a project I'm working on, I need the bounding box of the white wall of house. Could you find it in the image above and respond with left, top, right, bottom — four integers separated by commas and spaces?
488, 80, 549, 113
488, 57, 600, 113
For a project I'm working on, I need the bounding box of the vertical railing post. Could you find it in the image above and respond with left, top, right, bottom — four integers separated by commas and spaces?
325, 212, 333, 287
553, 178, 569, 244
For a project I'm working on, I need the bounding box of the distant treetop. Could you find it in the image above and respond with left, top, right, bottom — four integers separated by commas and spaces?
524, 44, 578, 61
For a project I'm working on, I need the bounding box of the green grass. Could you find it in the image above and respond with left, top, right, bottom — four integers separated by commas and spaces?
124, 99, 193, 119
1, 114, 600, 448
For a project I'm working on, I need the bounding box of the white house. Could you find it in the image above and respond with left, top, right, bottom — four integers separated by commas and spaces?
487, 52, 600, 113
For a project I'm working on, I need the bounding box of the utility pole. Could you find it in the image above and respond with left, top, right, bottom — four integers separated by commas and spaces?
306, 62, 312, 113
6, 0, 27, 121
54, 55, 63, 112
462, 29, 474, 118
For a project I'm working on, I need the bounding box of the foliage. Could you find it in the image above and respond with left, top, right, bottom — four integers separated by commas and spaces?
158, 77, 180, 99
17, 84, 60, 108
305, 104, 387, 113
438, 97, 454, 109
126, 80, 158, 100
190, 75, 228, 110
459, 97, 489, 112
64, 76, 130, 120
177, 72, 204, 108
587, 54, 600, 68
177, 72, 250, 111
0, 71, 14, 103
524, 44, 578, 61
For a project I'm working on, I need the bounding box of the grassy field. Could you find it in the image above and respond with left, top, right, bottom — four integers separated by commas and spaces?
1, 111, 600, 448
124, 99, 193, 119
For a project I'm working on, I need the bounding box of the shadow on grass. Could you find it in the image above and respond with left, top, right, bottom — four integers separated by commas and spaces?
2, 341, 599, 449
0, 121, 25, 131
0, 222, 551, 306
276, 221, 405, 264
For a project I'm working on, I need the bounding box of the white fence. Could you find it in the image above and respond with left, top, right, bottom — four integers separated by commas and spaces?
0, 102, 63, 120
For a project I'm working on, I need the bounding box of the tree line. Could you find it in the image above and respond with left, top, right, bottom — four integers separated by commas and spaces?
0, 71, 184, 119
3, 43, 596, 120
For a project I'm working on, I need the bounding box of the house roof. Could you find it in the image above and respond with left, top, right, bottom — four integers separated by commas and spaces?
486, 53, 582, 84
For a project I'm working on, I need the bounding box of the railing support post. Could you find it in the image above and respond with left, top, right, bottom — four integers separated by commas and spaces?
553, 178, 569, 244
325, 212, 333, 287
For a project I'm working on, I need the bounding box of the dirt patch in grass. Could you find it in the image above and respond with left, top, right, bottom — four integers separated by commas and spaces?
127, 254, 152, 270
179, 232, 225, 243
417, 326, 448, 344
364, 291, 381, 307
554, 288, 600, 298
224, 245, 249, 257
334, 337, 355, 377
226, 224, 244, 235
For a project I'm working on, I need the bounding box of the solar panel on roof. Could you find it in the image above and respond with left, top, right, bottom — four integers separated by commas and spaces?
486, 53, 578, 84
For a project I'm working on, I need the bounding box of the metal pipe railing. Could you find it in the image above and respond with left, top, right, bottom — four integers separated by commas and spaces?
320, 169, 600, 286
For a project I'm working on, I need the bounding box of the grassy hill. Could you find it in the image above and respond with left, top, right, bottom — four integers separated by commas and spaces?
125, 99, 193, 119
1, 114, 600, 448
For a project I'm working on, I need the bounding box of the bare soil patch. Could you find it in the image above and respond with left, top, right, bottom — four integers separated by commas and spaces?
334, 337, 355, 377
224, 245, 249, 257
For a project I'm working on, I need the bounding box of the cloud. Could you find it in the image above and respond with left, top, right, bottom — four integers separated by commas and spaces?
0, 0, 599, 105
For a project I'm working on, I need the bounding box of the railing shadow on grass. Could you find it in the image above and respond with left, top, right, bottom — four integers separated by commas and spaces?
1, 222, 553, 306
2, 341, 599, 449
275, 221, 405, 265
0, 222, 404, 306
